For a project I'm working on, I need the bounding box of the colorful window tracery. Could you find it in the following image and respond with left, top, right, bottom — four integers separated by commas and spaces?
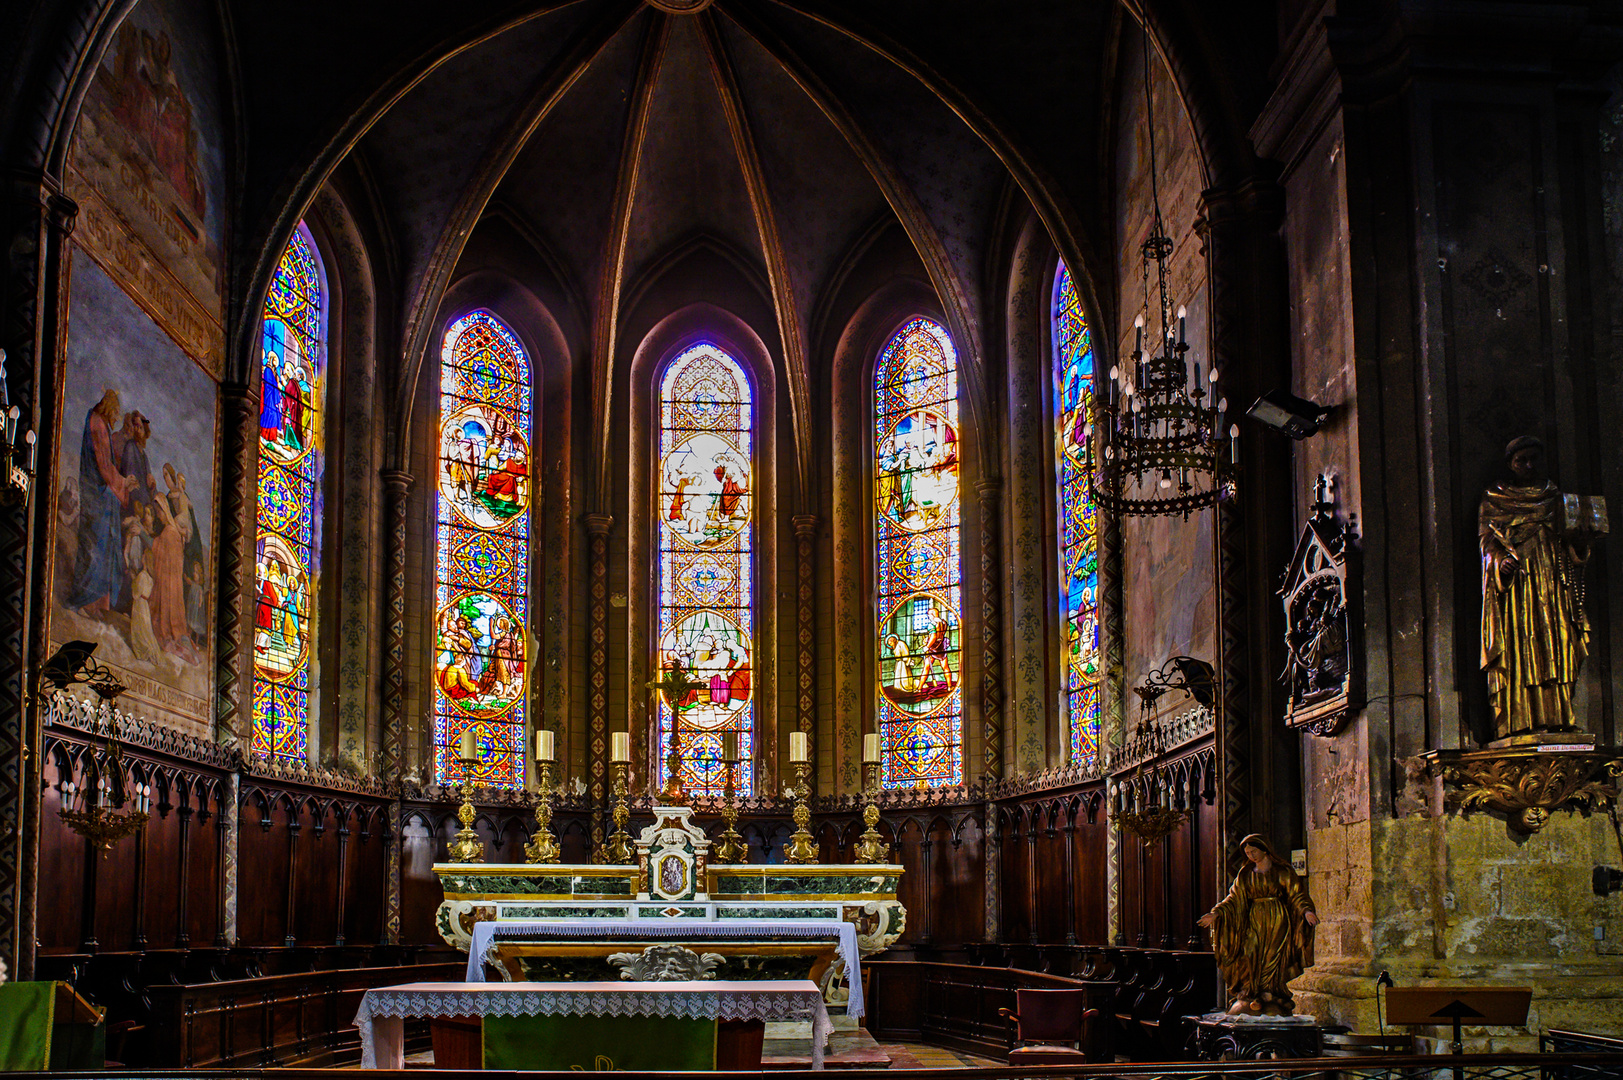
655, 344, 755, 798
251, 222, 326, 763
1055, 262, 1101, 768
874, 318, 963, 789
433, 310, 532, 788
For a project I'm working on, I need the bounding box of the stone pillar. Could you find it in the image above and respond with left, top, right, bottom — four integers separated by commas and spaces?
792, 514, 817, 786
585, 513, 613, 857
380, 469, 412, 945
976, 479, 1004, 779
1198, 176, 1293, 876
5, 181, 75, 980
380, 470, 414, 778
216, 383, 256, 752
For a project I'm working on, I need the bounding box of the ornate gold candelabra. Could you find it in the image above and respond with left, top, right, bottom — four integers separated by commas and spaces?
603, 761, 635, 864
783, 760, 817, 864
713, 755, 747, 863
445, 742, 487, 863
854, 761, 888, 864
524, 760, 561, 863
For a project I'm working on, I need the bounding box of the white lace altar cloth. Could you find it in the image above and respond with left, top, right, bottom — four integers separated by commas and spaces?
353, 980, 834, 1069
467, 917, 864, 1016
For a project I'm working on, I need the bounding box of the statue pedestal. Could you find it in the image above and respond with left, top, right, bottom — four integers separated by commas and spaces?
1424, 743, 1622, 834
1188, 1013, 1345, 1060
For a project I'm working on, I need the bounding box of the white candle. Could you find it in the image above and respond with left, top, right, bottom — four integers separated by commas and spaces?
458, 728, 478, 761
723, 731, 739, 762
863, 733, 880, 764
789, 731, 809, 763
535, 729, 555, 762
611, 731, 630, 764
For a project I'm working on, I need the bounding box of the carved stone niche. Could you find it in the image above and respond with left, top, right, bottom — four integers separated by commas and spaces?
1280, 479, 1358, 736
1423, 745, 1623, 834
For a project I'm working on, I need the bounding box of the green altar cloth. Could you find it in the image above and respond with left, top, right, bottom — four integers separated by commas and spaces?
483, 1014, 717, 1070
0, 983, 53, 1071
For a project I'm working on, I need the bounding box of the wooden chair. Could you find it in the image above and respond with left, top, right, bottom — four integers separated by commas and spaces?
998, 988, 1099, 1064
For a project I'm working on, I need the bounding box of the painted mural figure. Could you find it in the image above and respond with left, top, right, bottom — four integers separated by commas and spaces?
68, 389, 134, 614
1198, 834, 1318, 1016
1479, 435, 1602, 737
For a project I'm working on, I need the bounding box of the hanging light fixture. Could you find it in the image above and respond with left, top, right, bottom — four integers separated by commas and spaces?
1092, 30, 1237, 520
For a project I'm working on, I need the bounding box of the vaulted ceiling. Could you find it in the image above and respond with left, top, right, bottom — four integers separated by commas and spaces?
228, 1, 1137, 379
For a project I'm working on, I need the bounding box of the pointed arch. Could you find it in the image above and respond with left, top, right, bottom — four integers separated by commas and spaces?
432, 310, 533, 788
874, 317, 963, 788
655, 342, 756, 797
1054, 260, 1100, 768
251, 222, 328, 762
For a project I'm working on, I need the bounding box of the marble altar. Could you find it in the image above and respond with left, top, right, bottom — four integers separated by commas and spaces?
433, 804, 906, 1006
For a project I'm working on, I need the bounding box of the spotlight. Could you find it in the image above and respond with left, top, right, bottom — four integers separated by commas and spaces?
1246, 389, 1332, 440
38, 640, 125, 702
1594, 866, 1623, 896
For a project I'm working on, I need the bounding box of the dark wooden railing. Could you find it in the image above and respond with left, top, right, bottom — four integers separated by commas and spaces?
143, 960, 462, 1067
866, 948, 1217, 1062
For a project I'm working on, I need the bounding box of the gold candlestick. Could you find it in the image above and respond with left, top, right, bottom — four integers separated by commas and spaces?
714, 756, 747, 864
602, 760, 635, 864
658, 740, 691, 805
524, 760, 561, 863
445, 742, 486, 863
782, 760, 817, 864
854, 761, 888, 863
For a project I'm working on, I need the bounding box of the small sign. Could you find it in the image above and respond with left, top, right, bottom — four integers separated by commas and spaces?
1537, 743, 1595, 753
1291, 848, 1307, 874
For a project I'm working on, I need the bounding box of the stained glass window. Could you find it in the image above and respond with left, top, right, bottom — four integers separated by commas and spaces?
655, 344, 755, 797
433, 311, 532, 788
252, 223, 326, 763
1055, 262, 1101, 767
874, 318, 963, 789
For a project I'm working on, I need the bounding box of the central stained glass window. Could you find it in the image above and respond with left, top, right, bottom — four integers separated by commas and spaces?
1055, 261, 1101, 768
251, 222, 325, 763
874, 318, 963, 788
655, 343, 755, 797
433, 310, 531, 788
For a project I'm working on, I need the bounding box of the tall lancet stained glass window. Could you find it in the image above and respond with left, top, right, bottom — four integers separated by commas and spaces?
252, 222, 326, 763
874, 318, 964, 789
1055, 262, 1101, 767
433, 311, 532, 788
656, 344, 755, 797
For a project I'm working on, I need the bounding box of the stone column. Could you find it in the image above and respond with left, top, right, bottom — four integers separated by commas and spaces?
216, 383, 256, 752
792, 514, 817, 786
6, 181, 75, 980
976, 479, 1004, 779
584, 513, 613, 857
1198, 177, 1293, 876
380, 469, 412, 945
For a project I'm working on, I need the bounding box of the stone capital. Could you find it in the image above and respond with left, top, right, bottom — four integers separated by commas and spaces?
381, 469, 414, 499
792, 514, 819, 539
584, 512, 614, 538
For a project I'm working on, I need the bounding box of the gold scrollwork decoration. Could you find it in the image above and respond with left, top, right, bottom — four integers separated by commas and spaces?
1426, 747, 1622, 834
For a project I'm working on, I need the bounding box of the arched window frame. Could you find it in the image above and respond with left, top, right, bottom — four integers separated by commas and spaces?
251, 220, 330, 764
430, 307, 535, 790
1052, 260, 1101, 769
872, 315, 965, 789
652, 341, 758, 798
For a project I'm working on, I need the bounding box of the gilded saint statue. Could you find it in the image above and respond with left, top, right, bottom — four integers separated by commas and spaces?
1479, 435, 1602, 738
1197, 834, 1317, 1016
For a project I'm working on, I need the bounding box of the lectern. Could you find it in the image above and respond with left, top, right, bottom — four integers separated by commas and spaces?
1385, 985, 1531, 1077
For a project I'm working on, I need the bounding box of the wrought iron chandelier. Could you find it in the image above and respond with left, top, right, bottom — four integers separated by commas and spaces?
1092, 31, 1237, 520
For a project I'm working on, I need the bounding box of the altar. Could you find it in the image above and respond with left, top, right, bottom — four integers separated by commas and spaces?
434, 803, 906, 1009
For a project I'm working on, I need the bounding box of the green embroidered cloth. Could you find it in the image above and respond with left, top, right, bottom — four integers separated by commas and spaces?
483, 1014, 717, 1070
0, 983, 55, 1071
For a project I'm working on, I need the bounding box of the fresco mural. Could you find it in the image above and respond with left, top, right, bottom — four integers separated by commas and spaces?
51, 257, 218, 731
67, 0, 228, 373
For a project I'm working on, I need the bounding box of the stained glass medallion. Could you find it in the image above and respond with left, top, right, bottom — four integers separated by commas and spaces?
251, 223, 325, 763
1055, 262, 1101, 768
434, 311, 531, 788
656, 343, 754, 797
874, 318, 963, 789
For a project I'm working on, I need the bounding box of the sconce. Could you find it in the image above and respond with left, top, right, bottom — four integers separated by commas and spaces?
40, 641, 146, 852
0, 350, 38, 507
1111, 656, 1214, 848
